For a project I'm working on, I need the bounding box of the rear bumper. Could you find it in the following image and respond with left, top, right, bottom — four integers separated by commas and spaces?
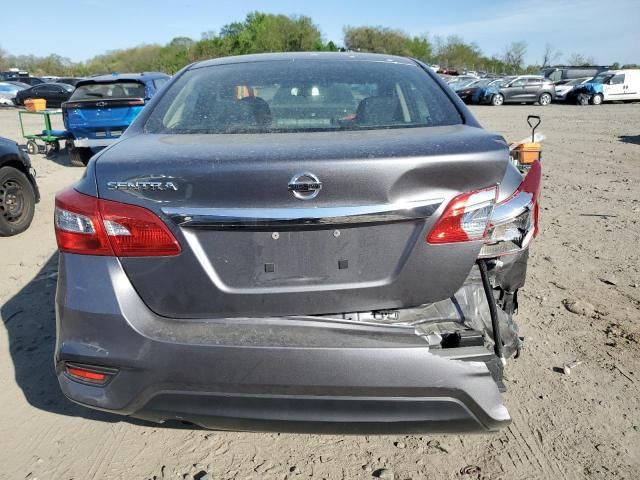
55, 254, 511, 433
71, 137, 118, 148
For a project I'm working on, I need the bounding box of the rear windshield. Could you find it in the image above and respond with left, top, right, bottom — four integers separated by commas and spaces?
70, 81, 146, 100
145, 59, 462, 134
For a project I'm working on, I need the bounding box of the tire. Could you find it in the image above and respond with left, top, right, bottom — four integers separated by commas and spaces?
26, 140, 38, 155
576, 94, 590, 106
591, 93, 603, 105
0, 166, 36, 236
49, 141, 60, 153
538, 93, 552, 106
67, 142, 92, 167
491, 93, 504, 106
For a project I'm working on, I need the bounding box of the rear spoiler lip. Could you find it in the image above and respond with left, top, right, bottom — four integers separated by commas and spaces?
162, 198, 444, 230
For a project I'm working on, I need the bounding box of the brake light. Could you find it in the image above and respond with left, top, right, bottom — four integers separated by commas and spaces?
54, 189, 112, 255
427, 187, 497, 244
479, 161, 542, 257
54, 187, 181, 256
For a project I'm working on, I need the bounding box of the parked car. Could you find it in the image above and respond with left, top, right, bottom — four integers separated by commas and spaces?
492, 75, 555, 106
0, 71, 39, 84
553, 77, 592, 102
450, 77, 482, 91
455, 78, 504, 104
55, 77, 85, 87
53, 52, 542, 433
539, 65, 609, 83
62, 72, 170, 166
566, 69, 640, 105
0, 136, 39, 236
15, 77, 45, 86
5, 81, 32, 89
14, 83, 74, 107
447, 74, 478, 86
0, 82, 25, 106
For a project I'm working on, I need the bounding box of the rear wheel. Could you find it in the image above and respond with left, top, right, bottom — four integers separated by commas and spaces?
67, 141, 92, 167
0, 166, 36, 236
591, 93, 603, 105
491, 93, 504, 106
538, 93, 552, 106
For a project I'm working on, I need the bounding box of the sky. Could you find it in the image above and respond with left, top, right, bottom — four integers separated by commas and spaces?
1, 0, 639, 66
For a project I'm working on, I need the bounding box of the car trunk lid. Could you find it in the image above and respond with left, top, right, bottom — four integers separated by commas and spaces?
95, 125, 508, 319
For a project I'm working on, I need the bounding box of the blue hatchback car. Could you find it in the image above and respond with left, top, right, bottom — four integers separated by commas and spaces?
62, 72, 170, 166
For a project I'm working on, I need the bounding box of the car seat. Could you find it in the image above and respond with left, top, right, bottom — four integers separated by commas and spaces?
356, 96, 403, 125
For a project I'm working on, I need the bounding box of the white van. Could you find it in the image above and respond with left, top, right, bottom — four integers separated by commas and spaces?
589, 69, 640, 104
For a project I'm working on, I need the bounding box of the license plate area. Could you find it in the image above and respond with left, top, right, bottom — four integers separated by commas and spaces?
196, 223, 422, 289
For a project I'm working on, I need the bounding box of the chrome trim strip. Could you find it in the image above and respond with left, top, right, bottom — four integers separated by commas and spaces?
162, 199, 443, 229
490, 191, 533, 226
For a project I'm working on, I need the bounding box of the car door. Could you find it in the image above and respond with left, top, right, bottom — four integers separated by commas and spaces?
51, 85, 70, 105
621, 72, 639, 100
36, 84, 57, 105
24, 85, 42, 101
525, 78, 543, 101
603, 74, 625, 101
502, 78, 527, 102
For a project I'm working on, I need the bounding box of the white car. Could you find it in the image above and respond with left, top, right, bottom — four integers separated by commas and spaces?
589, 69, 640, 104
0, 82, 24, 106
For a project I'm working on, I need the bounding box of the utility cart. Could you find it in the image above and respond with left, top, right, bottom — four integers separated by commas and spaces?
18, 109, 67, 155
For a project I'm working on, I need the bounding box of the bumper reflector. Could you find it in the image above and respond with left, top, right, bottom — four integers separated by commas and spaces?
64, 363, 117, 385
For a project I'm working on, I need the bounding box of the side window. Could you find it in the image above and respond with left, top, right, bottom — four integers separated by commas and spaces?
527, 78, 542, 86
510, 79, 527, 87
610, 74, 625, 85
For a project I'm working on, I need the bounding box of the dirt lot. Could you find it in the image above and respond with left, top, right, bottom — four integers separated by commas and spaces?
0, 103, 639, 480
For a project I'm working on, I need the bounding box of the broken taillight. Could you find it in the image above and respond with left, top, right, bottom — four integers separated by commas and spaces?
426, 187, 497, 244
54, 187, 181, 257
479, 161, 541, 258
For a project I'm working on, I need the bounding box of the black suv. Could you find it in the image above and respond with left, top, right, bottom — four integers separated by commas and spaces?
492, 75, 556, 106
0, 136, 40, 236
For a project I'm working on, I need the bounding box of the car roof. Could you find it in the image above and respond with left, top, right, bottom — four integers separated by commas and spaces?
77, 72, 169, 84
191, 52, 417, 69
601, 69, 640, 74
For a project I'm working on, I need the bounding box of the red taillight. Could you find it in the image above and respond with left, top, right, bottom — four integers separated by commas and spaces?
54, 187, 181, 257
427, 187, 497, 244
54, 188, 112, 255
66, 367, 107, 383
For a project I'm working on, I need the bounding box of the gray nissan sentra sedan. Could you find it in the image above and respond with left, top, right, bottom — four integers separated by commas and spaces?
53, 52, 541, 433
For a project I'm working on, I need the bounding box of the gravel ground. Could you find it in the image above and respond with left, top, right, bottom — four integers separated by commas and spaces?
0, 103, 638, 480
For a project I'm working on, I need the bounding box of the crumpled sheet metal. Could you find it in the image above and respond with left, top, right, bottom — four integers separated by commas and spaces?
575, 82, 604, 95
409, 267, 520, 357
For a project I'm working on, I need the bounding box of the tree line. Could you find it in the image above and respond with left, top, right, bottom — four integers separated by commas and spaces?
0, 12, 635, 77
